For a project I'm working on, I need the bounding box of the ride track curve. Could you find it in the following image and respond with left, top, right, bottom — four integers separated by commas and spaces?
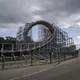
21, 20, 55, 51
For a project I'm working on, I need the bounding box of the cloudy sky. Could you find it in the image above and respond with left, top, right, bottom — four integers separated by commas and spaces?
0, 0, 80, 48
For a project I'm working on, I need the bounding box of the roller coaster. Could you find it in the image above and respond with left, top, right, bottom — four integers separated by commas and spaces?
0, 20, 78, 69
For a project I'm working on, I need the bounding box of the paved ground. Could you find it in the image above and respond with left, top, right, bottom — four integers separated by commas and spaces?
22, 57, 80, 80
0, 62, 57, 80
0, 57, 80, 80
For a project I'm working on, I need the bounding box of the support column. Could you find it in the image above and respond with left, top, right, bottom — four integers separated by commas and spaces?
63, 52, 66, 61
49, 52, 52, 64
57, 49, 60, 64
11, 44, 15, 61
1, 44, 5, 70
30, 51, 33, 66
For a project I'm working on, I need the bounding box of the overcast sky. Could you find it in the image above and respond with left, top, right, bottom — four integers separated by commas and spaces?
0, 0, 80, 48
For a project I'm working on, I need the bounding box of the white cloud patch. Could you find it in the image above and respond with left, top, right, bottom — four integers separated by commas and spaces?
77, 36, 80, 39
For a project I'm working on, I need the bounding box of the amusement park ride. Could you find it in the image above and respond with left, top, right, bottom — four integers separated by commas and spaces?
0, 20, 78, 69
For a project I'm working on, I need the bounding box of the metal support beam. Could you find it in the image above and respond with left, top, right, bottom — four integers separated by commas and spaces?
49, 52, 52, 64
30, 51, 33, 66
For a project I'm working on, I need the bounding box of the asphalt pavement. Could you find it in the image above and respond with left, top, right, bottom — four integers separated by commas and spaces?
0, 57, 80, 80
17, 57, 80, 80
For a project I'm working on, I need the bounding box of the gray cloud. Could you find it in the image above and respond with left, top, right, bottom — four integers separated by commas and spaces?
0, 0, 80, 28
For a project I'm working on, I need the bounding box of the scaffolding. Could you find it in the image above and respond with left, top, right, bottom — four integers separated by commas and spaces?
0, 20, 78, 69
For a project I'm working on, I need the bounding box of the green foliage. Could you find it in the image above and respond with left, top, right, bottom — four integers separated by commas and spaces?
0, 36, 16, 43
